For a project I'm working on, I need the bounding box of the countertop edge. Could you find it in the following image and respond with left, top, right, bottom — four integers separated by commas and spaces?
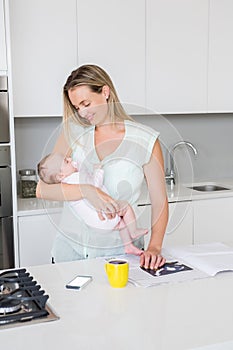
17, 179, 233, 216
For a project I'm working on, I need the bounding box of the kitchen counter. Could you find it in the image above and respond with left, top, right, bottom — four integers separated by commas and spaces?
17, 179, 233, 216
17, 197, 63, 216
138, 178, 233, 204
1, 257, 233, 350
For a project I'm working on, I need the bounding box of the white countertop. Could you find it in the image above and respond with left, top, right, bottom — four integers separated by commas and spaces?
17, 178, 233, 216
166, 178, 233, 203
1, 257, 233, 350
17, 198, 63, 216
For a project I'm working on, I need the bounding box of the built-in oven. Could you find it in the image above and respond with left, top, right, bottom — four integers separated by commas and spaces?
0, 75, 14, 269
0, 76, 10, 143
0, 146, 14, 269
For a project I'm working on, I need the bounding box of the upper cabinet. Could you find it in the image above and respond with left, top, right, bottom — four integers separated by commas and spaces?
146, 0, 209, 114
8, 0, 145, 117
6, 0, 233, 117
0, 0, 7, 72
147, 0, 233, 114
208, 0, 233, 112
8, 0, 77, 117
77, 0, 146, 114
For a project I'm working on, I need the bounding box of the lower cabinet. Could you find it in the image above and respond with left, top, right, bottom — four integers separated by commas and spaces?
18, 212, 61, 267
139, 201, 193, 250
17, 196, 233, 266
193, 197, 233, 244
141, 196, 233, 249
164, 201, 193, 247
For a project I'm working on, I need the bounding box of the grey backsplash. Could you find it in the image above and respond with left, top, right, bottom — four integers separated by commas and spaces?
15, 113, 233, 183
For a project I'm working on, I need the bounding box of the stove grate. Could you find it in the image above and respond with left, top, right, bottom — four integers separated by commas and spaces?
0, 268, 54, 326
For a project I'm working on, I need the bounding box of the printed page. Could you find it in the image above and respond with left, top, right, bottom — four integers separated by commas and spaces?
128, 266, 208, 288
181, 252, 233, 276
164, 242, 233, 276
165, 242, 233, 259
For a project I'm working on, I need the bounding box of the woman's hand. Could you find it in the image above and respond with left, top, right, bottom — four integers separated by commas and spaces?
139, 247, 166, 270
81, 184, 120, 220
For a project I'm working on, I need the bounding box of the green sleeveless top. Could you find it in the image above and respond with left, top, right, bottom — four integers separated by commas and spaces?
57, 120, 160, 259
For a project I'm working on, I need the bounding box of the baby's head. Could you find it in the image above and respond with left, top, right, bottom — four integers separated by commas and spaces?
37, 153, 76, 184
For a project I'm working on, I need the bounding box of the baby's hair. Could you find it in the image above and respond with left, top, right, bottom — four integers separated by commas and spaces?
37, 153, 61, 184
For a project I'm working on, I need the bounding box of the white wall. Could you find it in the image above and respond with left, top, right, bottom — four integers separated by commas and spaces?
14, 114, 233, 183
135, 113, 233, 182
14, 117, 62, 178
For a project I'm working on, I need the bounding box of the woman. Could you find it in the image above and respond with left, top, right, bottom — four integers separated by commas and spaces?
36, 64, 168, 269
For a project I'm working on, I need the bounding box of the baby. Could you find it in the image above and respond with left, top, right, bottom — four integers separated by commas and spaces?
37, 153, 148, 256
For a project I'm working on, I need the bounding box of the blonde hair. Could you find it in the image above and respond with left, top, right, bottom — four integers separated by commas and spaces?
63, 64, 134, 132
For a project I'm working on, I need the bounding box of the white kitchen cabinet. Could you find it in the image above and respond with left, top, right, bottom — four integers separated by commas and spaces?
139, 201, 193, 250
7, 0, 233, 117
8, 0, 77, 117
164, 201, 193, 247
18, 212, 61, 266
208, 0, 233, 112
146, 0, 208, 114
77, 0, 146, 114
0, 0, 7, 71
136, 204, 151, 249
193, 197, 233, 244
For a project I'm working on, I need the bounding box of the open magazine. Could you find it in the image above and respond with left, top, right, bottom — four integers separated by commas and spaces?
126, 242, 233, 288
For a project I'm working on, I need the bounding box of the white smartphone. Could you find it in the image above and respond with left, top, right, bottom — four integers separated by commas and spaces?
65, 275, 93, 290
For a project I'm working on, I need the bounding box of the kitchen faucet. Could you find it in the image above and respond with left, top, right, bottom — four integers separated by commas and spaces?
165, 141, 198, 189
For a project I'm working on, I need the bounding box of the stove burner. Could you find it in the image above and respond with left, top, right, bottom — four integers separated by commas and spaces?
0, 298, 21, 314
0, 268, 59, 328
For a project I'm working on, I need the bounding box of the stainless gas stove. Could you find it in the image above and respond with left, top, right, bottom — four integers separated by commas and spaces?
0, 268, 59, 329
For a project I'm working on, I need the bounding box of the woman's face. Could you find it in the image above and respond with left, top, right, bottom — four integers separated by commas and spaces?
68, 85, 110, 126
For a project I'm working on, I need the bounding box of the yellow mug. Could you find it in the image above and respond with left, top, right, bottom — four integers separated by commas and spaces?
105, 259, 129, 288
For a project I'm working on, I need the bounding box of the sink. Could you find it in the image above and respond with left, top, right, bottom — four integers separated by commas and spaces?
188, 184, 230, 192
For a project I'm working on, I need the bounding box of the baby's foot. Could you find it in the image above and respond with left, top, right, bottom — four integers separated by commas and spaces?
131, 228, 148, 239
124, 244, 143, 256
